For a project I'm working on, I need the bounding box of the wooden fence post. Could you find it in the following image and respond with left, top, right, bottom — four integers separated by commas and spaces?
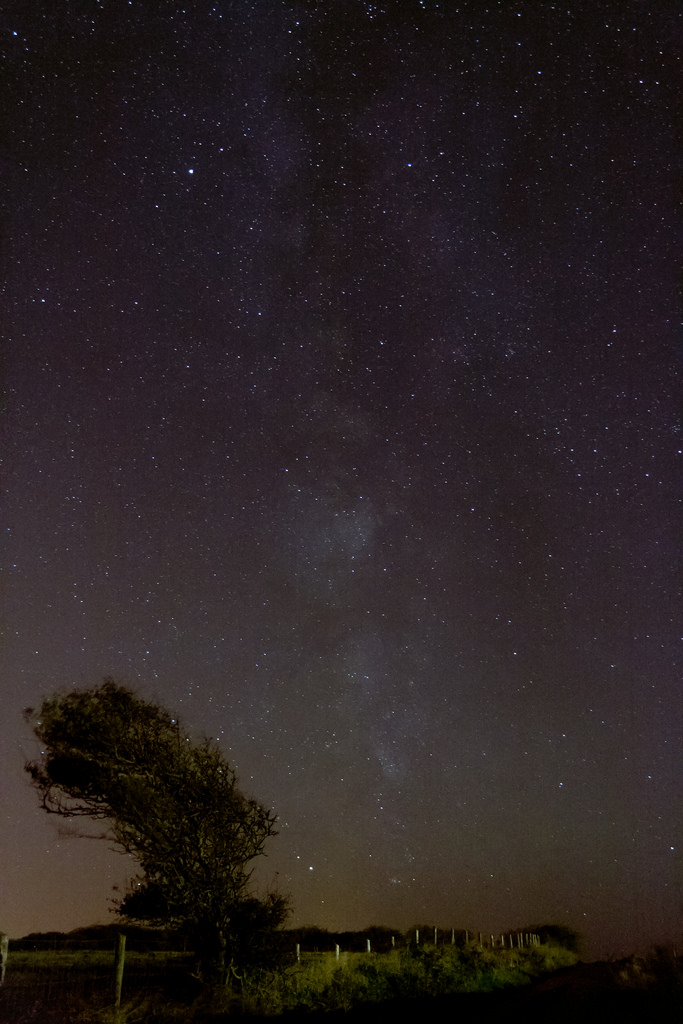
0, 934, 8, 985
114, 933, 126, 1011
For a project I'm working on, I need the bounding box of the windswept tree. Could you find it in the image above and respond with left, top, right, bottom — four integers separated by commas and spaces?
25, 679, 288, 986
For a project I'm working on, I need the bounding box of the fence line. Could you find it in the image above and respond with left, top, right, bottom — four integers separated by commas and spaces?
297, 929, 540, 957
1, 926, 544, 995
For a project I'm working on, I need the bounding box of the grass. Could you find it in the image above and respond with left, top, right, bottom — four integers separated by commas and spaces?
3, 941, 680, 1022
0, 949, 196, 1024
239, 941, 579, 1016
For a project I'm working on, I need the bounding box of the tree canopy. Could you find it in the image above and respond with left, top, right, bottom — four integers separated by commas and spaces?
25, 679, 288, 984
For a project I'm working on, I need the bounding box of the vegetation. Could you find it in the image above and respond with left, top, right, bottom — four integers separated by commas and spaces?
0, 934, 576, 1022
531, 922, 582, 953
2, 926, 680, 1023
242, 937, 580, 1016
18, 682, 678, 1020
24, 680, 288, 988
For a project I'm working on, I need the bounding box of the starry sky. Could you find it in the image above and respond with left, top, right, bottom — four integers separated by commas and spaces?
2, 1, 680, 959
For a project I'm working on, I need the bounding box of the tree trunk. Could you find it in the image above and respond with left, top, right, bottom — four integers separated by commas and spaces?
194, 922, 240, 993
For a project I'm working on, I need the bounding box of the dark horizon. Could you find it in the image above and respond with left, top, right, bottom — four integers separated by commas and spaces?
3, 1, 680, 961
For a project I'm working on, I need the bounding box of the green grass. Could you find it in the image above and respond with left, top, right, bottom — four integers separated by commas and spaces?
0, 941, 582, 1022
240, 941, 580, 1016
0, 948, 196, 1024
5, 950, 190, 971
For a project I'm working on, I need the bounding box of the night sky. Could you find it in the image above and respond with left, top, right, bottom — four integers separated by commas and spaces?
2, 1, 680, 959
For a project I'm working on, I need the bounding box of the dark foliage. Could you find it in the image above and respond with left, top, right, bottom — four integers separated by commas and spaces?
530, 923, 582, 954
286, 925, 407, 954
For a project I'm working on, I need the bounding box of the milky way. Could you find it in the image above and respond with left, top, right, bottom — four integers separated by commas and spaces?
2, 1, 680, 958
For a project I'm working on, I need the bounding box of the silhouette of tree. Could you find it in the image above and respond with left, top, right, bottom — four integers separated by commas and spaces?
25, 679, 288, 987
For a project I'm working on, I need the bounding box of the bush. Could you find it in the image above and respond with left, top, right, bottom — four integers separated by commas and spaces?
238, 940, 579, 1015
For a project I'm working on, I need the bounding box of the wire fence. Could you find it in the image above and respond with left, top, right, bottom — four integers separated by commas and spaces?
0, 935, 197, 1023
0, 928, 545, 1022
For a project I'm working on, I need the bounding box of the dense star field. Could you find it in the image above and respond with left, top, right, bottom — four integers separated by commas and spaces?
2, 1, 680, 958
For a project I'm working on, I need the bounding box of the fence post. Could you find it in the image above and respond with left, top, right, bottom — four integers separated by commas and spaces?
114, 933, 126, 1011
0, 933, 8, 985
335, 944, 340, 960
366, 939, 371, 953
